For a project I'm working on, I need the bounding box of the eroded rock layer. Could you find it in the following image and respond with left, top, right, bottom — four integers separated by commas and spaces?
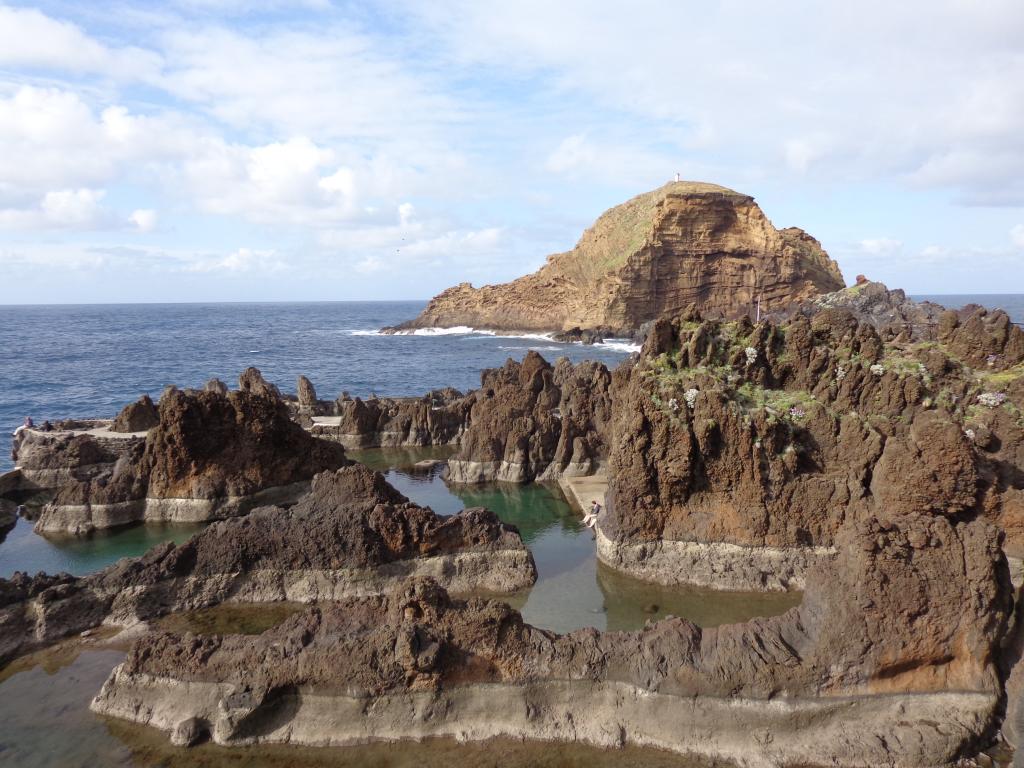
92, 503, 1011, 767
33, 368, 348, 534
389, 181, 844, 334
446, 352, 613, 483
0, 464, 535, 666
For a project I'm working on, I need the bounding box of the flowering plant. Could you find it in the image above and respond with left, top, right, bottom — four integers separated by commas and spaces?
978, 392, 1007, 408
684, 388, 699, 410
869, 363, 885, 376
744, 347, 758, 365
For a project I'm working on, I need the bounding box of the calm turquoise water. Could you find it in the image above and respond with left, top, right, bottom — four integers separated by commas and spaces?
357, 448, 801, 633
0, 518, 205, 578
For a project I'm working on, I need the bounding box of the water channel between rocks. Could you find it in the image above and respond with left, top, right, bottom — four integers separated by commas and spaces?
0, 446, 801, 767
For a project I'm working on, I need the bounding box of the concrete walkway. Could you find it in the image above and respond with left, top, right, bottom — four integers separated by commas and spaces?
558, 473, 608, 515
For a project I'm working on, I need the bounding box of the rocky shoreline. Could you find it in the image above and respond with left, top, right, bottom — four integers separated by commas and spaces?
3, 264, 1024, 765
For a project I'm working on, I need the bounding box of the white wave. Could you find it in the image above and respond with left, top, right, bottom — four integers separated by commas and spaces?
389, 325, 492, 336
499, 345, 564, 352
468, 331, 556, 342
346, 329, 383, 336
596, 339, 642, 353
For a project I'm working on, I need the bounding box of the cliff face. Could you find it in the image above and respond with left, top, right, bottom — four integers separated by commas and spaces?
393, 182, 844, 333
601, 294, 1024, 589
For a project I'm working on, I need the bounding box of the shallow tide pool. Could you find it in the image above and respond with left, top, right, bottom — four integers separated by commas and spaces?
355, 447, 801, 633
0, 447, 800, 767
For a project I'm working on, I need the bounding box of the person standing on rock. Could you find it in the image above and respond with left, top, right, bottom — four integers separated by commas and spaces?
582, 499, 602, 529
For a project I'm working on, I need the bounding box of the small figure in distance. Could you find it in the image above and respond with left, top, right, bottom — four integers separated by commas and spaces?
582, 499, 602, 531
12, 416, 33, 437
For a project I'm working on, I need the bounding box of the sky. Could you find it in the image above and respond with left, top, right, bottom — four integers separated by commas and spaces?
0, 0, 1023, 304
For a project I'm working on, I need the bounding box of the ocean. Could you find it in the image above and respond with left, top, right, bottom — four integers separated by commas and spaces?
0, 301, 639, 473
0, 295, 1020, 767
1, 295, 1021, 473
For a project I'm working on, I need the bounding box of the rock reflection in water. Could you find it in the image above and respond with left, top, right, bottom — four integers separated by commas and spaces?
350, 447, 802, 634
0, 516, 207, 578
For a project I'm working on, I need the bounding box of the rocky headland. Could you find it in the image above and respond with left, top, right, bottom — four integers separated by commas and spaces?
386, 181, 844, 336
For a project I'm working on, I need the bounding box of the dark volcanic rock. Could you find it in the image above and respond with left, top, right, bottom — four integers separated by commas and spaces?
603, 304, 1024, 587
33, 368, 349, 534
446, 352, 613, 483
110, 395, 159, 433
92, 509, 1009, 765
0, 464, 535, 666
552, 327, 607, 345
318, 388, 471, 449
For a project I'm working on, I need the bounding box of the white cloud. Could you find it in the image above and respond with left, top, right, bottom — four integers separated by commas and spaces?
0, 188, 107, 230
544, 134, 675, 185
130, 209, 158, 232
859, 238, 903, 255
181, 247, 286, 273
0, 5, 161, 80
404, 0, 1024, 200
1012, 225, 1024, 248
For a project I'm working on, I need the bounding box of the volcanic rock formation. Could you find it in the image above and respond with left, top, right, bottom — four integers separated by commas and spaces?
316, 389, 472, 449
601, 294, 1024, 589
32, 368, 348, 534
0, 464, 535, 666
387, 181, 844, 335
446, 352, 614, 483
91, 502, 1011, 767
110, 395, 160, 433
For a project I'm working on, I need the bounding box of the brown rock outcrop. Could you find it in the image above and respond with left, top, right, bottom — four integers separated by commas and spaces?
446, 352, 613, 483
110, 395, 159, 433
0, 464, 535, 666
602, 305, 1024, 589
797, 281, 1024, 358
317, 389, 472, 449
91, 508, 1010, 765
6, 423, 141, 496
33, 368, 348, 534
388, 181, 844, 335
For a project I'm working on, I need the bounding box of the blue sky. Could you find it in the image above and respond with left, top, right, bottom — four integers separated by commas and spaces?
1, 0, 1023, 303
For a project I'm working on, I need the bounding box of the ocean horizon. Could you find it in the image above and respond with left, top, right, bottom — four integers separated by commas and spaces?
2, 293, 1021, 473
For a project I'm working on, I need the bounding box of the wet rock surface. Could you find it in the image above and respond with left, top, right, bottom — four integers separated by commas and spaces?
0, 464, 535, 666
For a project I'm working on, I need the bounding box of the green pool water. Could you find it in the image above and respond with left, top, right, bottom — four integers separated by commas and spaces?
0, 517, 207, 578
0, 446, 800, 633
0, 446, 799, 767
352, 447, 802, 633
